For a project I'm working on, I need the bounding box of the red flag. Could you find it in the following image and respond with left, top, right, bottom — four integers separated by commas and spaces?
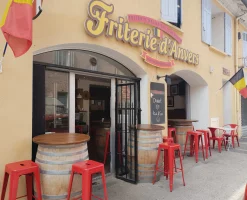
0, 0, 33, 57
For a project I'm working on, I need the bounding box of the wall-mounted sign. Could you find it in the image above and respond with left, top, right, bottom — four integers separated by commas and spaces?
150, 82, 165, 124
141, 51, 175, 68
127, 14, 182, 44
223, 67, 230, 76
84, 0, 199, 68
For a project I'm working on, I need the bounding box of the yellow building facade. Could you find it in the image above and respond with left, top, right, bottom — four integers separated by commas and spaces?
0, 0, 245, 196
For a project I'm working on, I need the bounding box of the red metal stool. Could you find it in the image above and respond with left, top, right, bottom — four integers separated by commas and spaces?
67, 160, 108, 200
168, 127, 177, 143
103, 131, 110, 165
163, 136, 174, 143
1, 160, 42, 200
153, 143, 185, 192
183, 131, 205, 163
196, 129, 212, 159
244, 184, 247, 200
163, 137, 177, 169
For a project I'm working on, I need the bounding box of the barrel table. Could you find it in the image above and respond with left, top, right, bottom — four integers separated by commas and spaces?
32, 133, 90, 200
168, 119, 198, 148
129, 124, 164, 183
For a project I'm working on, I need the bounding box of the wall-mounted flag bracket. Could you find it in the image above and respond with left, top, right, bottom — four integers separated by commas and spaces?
33, 6, 42, 20
0, 42, 8, 73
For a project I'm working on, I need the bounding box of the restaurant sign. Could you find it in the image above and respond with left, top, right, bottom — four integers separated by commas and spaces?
84, 0, 199, 68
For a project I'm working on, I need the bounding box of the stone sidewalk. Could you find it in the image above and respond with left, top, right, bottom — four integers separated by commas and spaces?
93, 138, 247, 200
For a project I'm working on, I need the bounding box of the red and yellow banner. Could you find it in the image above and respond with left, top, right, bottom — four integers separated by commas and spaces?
0, 0, 33, 57
141, 51, 174, 68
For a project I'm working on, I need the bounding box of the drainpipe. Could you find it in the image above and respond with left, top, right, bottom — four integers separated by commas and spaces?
235, 13, 247, 132
235, 17, 240, 127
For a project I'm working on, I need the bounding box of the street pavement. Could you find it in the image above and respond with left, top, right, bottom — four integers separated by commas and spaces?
92, 137, 247, 200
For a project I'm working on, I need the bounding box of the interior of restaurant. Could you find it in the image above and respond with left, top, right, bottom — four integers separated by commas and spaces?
44, 72, 112, 172
167, 74, 188, 120
75, 75, 111, 172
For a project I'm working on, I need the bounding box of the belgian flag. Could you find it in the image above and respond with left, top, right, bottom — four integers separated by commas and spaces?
229, 68, 247, 98
153, 28, 164, 39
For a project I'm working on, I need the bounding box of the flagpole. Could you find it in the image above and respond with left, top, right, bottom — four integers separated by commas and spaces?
3, 42, 8, 57
0, 42, 8, 73
218, 66, 244, 91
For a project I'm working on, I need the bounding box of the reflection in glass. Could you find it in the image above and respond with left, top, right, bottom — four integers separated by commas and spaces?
45, 70, 69, 133
34, 50, 135, 77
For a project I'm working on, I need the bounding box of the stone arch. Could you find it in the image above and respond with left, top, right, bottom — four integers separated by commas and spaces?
172, 70, 209, 129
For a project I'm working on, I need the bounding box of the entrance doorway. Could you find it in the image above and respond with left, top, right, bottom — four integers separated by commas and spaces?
32, 48, 141, 183
167, 70, 209, 129
75, 75, 111, 172
167, 75, 187, 120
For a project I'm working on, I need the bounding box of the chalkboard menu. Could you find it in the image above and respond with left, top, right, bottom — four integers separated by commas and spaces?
150, 82, 165, 124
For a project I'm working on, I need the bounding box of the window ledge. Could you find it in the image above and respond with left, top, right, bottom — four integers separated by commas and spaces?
209, 46, 228, 56
160, 19, 184, 34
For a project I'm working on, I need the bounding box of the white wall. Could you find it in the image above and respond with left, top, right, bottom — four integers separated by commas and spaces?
174, 70, 209, 129
190, 86, 209, 129
185, 84, 191, 119
223, 81, 232, 124
212, 13, 225, 52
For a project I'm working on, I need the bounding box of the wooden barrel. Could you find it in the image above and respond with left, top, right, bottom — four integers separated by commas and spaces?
175, 125, 193, 148
95, 128, 110, 161
128, 129, 163, 183
34, 143, 89, 200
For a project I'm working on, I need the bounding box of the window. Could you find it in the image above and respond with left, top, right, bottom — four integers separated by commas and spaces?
242, 32, 247, 66
34, 50, 136, 77
161, 0, 182, 28
202, 0, 232, 55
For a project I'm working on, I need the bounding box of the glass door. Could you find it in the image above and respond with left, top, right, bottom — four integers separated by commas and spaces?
45, 70, 69, 133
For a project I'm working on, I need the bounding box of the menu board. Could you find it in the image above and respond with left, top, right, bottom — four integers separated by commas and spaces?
150, 82, 165, 124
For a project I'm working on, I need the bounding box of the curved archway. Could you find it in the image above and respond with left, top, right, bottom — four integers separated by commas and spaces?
33, 43, 147, 77
174, 70, 208, 87
33, 43, 149, 123
172, 70, 209, 129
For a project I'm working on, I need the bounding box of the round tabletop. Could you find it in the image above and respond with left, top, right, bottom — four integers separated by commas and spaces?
136, 124, 165, 131
32, 133, 90, 145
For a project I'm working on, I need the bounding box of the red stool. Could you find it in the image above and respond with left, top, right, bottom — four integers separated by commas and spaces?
183, 131, 205, 163
163, 137, 177, 169
153, 143, 185, 192
196, 129, 212, 159
67, 160, 108, 200
168, 127, 177, 143
244, 184, 247, 200
1, 160, 42, 200
163, 136, 174, 143
103, 131, 110, 165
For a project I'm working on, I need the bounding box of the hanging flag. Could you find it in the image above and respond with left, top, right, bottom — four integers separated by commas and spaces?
0, 0, 33, 57
229, 67, 247, 98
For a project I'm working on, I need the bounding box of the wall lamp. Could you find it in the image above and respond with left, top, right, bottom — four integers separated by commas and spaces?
157, 75, 172, 85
